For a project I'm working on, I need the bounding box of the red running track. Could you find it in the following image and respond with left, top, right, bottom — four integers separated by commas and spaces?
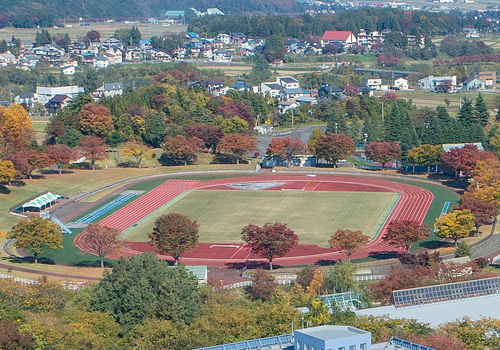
75, 174, 434, 267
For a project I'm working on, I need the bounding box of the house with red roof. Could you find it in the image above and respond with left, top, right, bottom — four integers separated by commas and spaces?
320, 31, 357, 48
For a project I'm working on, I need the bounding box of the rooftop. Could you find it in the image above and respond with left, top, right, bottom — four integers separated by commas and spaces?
295, 325, 368, 341
321, 30, 354, 41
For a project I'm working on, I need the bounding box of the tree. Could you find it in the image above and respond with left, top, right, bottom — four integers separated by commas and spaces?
304, 298, 330, 326
383, 220, 430, 253
121, 141, 154, 168
324, 260, 357, 294
0, 320, 36, 350
266, 137, 308, 167
216, 134, 257, 164
89, 252, 200, 330
148, 213, 199, 265
315, 133, 355, 167
241, 222, 298, 270
440, 144, 495, 178
328, 229, 370, 261
406, 144, 443, 173
0, 160, 15, 184
435, 210, 475, 247
79, 135, 108, 171
78, 104, 114, 138
219, 116, 248, 135
79, 224, 122, 268
8, 150, 51, 179
0, 104, 34, 155
306, 269, 323, 296
45, 144, 78, 175
85, 30, 100, 42
185, 123, 222, 153
247, 269, 278, 302
455, 197, 497, 235
307, 127, 323, 154
474, 93, 489, 127
454, 241, 472, 258
7, 217, 62, 263
161, 135, 202, 166
364, 141, 401, 169
458, 98, 474, 126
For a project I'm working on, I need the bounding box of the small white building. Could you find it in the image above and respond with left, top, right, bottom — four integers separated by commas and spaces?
418, 75, 457, 92
217, 34, 230, 45
365, 78, 389, 91
392, 77, 409, 90
277, 76, 300, 89
93, 56, 110, 69
61, 65, 76, 75
36, 86, 84, 104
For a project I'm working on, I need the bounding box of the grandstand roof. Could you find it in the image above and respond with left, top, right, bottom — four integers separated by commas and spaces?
22, 192, 61, 210
356, 293, 500, 327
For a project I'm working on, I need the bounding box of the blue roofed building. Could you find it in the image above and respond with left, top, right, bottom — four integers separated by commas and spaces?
165, 10, 185, 18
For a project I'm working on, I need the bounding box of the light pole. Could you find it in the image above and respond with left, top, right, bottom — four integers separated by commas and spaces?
335, 123, 338, 134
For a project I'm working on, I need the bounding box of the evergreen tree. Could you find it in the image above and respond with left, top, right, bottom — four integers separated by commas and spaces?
458, 98, 474, 127
474, 93, 489, 127
62, 33, 71, 52
326, 106, 347, 134
0, 39, 7, 53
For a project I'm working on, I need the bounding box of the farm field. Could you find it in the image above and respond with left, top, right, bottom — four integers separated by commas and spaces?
124, 189, 399, 246
0, 22, 187, 41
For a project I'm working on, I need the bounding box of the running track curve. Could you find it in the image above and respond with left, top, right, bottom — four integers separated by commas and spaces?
75, 174, 434, 267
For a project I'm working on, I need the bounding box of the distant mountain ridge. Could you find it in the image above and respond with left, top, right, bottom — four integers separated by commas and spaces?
0, 0, 305, 28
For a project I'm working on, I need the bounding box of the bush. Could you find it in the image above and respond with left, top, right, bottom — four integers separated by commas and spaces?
455, 241, 472, 258
158, 153, 197, 166
210, 153, 248, 164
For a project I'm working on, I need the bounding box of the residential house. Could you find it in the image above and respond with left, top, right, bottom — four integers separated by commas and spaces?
93, 56, 110, 69
0, 52, 16, 66
61, 65, 76, 75
95, 82, 123, 98
392, 77, 409, 90
217, 34, 230, 45
278, 100, 299, 114
45, 95, 72, 114
280, 88, 305, 101
365, 78, 389, 91
478, 71, 496, 87
231, 33, 247, 44
212, 49, 232, 62
36, 86, 84, 104
21, 55, 39, 67
14, 92, 39, 109
228, 79, 252, 92
358, 87, 374, 97
277, 76, 299, 89
318, 85, 343, 99
320, 31, 357, 48
260, 83, 284, 98
462, 76, 485, 90
418, 75, 457, 92
185, 32, 200, 41
272, 58, 284, 68
284, 38, 298, 53
189, 79, 224, 96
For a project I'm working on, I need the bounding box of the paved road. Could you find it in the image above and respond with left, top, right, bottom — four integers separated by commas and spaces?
255, 125, 326, 155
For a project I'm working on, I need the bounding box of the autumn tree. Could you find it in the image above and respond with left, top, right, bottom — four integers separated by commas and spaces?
0, 159, 15, 184
328, 229, 370, 261
80, 224, 122, 268
5, 150, 51, 179
216, 134, 257, 164
148, 213, 199, 265
121, 141, 154, 168
78, 103, 114, 138
306, 269, 323, 296
440, 144, 495, 178
185, 123, 222, 153
79, 135, 109, 171
315, 132, 355, 167
7, 217, 63, 263
219, 116, 248, 135
383, 220, 430, 253
266, 137, 308, 167
406, 144, 443, 173
241, 222, 298, 270
0, 320, 36, 349
455, 197, 497, 235
161, 135, 203, 166
0, 103, 34, 155
45, 144, 78, 175
307, 127, 323, 154
364, 141, 402, 169
304, 298, 330, 326
247, 269, 278, 302
435, 210, 475, 247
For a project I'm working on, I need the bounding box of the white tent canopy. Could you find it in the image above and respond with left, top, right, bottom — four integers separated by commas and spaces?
22, 192, 62, 212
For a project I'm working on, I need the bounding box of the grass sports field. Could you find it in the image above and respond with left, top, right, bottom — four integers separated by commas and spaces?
124, 190, 399, 246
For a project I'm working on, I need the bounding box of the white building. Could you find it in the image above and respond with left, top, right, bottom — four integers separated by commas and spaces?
295, 325, 371, 350
36, 86, 84, 104
93, 56, 110, 69
418, 75, 457, 92
217, 34, 230, 45
392, 77, 409, 90
365, 78, 389, 91
277, 76, 300, 89
61, 65, 76, 75
95, 82, 123, 98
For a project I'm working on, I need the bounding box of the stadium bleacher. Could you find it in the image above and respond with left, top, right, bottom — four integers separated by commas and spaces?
75, 193, 137, 224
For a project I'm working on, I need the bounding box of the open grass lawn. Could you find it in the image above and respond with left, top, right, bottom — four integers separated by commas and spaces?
124, 190, 399, 246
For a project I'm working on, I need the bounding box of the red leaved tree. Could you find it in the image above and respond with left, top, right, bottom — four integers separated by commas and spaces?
80, 223, 122, 268
383, 220, 430, 253
185, 123, 222, 153
328, 229, 370, 261
266, 137, 308, 167
315, 132, 355, 167
162, 135, 203, 166
241, 222, 299, 270
440, 144, 496, 178
45, 144, 78, 175
79, 135, 108, 171
364, 141, 402, 169
5, 149, 51, 179
217, 134, 257, 164
247, 269, 278, 302
455, 197, 497, 235
78, 103, 114, 138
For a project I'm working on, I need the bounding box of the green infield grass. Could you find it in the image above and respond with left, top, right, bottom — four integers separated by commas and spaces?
123, 190, 399, 246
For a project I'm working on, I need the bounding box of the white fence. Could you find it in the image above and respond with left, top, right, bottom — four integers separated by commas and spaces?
226, 279, 294, 289
355, 274, 384, 282
0, 273, 87, 290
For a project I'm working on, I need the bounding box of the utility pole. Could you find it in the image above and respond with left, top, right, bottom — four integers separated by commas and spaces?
381, 99, 384, 123
291, 108, 294, 127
